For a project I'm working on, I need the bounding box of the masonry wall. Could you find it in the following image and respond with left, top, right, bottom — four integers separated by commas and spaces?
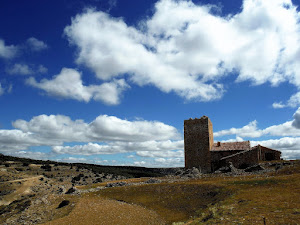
184, 116, 213, 173
219, 148, 260, 169
259, 146, 281, 161
211, 150, 243, 162
211, 150, 243, 171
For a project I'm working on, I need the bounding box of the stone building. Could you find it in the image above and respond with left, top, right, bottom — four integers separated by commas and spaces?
184, 116, 281, 172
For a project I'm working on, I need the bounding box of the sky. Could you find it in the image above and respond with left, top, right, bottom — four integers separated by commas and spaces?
0, 0, 300, 167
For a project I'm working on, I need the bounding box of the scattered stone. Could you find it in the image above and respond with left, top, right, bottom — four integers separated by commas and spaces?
245, 164, 265, 172
57, 200, 70, 209
0, 189, 14, 196
144, 178, 161, 184
65, 186, 77, 194
57, 186, 66, 193
41, 164, 52, 171
105, 182, 127, 188
215, 166, 231, 173
71, 173, 84, 183
229, 162, 239, 174
93, 177, 103, 183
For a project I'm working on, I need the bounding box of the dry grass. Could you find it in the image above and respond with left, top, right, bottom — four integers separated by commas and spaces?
43, 193, 165, 225
16, 161, 300, 225
98, 182, 231, 224
188, 162, 300, 224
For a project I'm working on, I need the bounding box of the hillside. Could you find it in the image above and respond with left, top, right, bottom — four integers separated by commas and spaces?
0, 154, 299, 224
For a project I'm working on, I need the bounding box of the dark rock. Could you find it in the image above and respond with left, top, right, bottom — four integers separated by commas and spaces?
229, 162, 239, 174
144, 178, 161, 184
93, 178, 103, 183
57, 200, 70, 209
0, 189, 13, 196
0, 199, 31, 214
216, 166, 231, 173
245, 164, 265, 172
105, 182, 127, 188
41, 164, 52, 171
71, 173, 84, 183
275, 164, 282, 171
65, 187, 77, 194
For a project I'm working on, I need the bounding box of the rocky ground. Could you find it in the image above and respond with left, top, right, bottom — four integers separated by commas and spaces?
0, 155, 298, 225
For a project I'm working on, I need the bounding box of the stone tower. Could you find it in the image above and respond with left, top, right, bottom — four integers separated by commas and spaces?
184, 116, 213, 173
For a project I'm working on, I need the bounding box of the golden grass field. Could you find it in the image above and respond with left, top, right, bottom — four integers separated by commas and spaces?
44, 161, 300, 225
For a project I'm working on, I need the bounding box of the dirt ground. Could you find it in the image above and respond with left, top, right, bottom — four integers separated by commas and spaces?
0, 159, 299, 225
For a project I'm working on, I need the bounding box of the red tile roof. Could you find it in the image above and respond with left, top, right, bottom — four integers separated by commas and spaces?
211, 141, 251, 151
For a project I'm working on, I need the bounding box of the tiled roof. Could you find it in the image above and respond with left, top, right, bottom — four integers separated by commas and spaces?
211, 141, 251, 151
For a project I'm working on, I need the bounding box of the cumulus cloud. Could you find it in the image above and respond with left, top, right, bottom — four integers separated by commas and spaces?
0, 83, 12, 96
12, 114, 179, 143
137, 150, 183, 158
214, 120, 262, 138
292, 107, 300, 128
27, 68, 129, 105
52, 140, 183, 155
273, 92, 300, 109
26, 37, 48, 51
64, 0, 300, 104
134, 157, 184, 167
215, 119, 300, 138
0, 39, 18, 59
64, 6, 224, 102
6, 63, 48, 75
0, 113, 182, 163
6, 63, 34, 75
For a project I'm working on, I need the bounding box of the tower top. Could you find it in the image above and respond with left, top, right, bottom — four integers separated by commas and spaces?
184, 115, 210, 123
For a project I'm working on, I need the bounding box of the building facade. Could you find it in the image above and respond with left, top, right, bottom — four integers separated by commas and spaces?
184, 116, 281, 172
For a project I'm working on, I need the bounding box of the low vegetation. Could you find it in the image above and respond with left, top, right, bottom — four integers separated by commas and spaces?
0, 153, 299, 224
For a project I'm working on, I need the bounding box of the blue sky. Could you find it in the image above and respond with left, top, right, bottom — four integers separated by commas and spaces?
1, 0, 300, 167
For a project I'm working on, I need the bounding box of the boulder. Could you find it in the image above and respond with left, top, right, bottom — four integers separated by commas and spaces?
144, 178, 161, 184
245, 164, 265, 172
105, 182, 127, 188
57, 200, 70, 209
65, 186, 77, 194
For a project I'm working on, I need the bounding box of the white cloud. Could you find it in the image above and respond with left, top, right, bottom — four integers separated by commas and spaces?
27, 68, 129, 105
0, 113, 181, 161
6, 63, 48, 75
273, 92, 300, 108
134, 161, 146, 166
64, 0, 300, 104
137, 150, 183, 158
26, 37, 48, 51
52, 140, 183, 155
37, 65, 48, 74
272, 102, 286, 109
214, 120, 263, 138
12, 114, 179, 143
64, 7, 224, 102
292, 107, 300, 128
0, 39, 18, 59
133, 157, 183, 168
7, 63, 34, 75
0, 83, 12, 96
